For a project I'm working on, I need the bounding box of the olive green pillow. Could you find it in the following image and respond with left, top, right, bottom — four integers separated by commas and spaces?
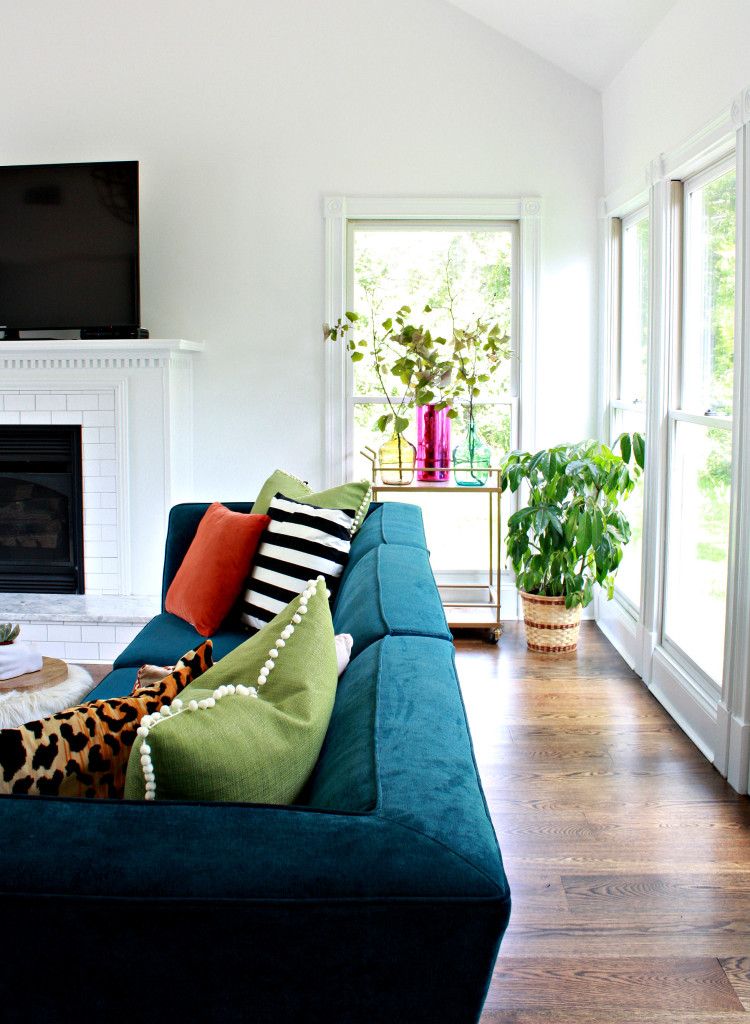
251, 469, 371, 534
124, 578, 338, 803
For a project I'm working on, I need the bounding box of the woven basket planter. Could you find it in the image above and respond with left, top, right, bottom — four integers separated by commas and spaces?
519, 591, 582, 654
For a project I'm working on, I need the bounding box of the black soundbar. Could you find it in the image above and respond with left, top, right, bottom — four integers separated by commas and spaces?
80, 327, 149, 339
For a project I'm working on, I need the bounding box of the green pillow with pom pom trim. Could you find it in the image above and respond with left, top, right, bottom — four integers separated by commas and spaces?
124, 577, 338, 804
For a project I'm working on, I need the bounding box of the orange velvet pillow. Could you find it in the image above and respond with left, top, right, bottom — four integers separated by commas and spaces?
165, 503, 270, 636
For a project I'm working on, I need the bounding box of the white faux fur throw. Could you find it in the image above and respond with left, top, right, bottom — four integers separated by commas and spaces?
0, 665, 96, 730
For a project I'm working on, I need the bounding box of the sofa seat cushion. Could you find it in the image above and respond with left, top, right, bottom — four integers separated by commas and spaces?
113, 613, 248, 669
332, 544, 451, 659
85, 667, 141, 701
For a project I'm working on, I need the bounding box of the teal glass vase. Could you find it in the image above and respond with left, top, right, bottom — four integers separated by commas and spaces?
453, 419, 491, 486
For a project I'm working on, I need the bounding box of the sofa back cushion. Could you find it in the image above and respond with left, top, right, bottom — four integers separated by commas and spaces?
302, 640, 380, 812
164, 503, 270, 635
334, 502, 428, 612
333, 544, 452, 659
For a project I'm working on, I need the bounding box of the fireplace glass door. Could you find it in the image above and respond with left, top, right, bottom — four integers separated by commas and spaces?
0, 426, 85, 593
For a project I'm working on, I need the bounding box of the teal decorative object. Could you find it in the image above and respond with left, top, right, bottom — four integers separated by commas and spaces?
453, 419, 491, 486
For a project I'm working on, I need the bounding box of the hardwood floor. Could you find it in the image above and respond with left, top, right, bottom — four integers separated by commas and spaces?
454, 621, 750, 1023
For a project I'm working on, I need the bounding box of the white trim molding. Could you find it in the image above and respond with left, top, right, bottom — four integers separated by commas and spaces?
717, 99, 750, 793
323, 195, 542, 487
599, 85, 750, 794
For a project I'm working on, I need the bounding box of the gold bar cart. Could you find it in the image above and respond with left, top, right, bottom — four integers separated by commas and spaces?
363, 448, 503, 643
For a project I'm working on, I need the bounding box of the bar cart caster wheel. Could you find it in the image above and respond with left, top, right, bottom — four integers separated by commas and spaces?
489, 627, 502, 644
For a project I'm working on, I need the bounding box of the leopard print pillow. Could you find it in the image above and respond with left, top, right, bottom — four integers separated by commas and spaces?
0, 641, 213, 799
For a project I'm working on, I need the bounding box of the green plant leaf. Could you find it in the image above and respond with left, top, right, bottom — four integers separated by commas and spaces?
576, 511, 592, 556
619, 433, 632, 465
633, 432, 645, 469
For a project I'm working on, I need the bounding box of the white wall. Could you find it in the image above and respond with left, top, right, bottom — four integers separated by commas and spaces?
603, 0, 750, 194
1, 0, 602, 524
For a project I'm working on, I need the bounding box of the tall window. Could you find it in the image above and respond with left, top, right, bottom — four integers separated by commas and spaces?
663, 158, 735, 687
346, 221, 518, 571
612, 208, 648, 609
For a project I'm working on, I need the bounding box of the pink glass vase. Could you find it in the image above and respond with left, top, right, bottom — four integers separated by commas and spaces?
417, 404, 451, 481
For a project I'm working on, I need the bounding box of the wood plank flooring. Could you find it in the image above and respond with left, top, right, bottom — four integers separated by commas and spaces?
454, 621, 750, 1023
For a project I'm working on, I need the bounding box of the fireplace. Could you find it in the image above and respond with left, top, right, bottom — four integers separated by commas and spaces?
0, 337, 202, 596
0, 425, 85, 593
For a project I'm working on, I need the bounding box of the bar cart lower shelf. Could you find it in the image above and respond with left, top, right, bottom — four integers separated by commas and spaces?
363, 448, 503, 644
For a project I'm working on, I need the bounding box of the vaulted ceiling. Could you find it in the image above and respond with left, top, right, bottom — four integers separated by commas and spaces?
445, 0, 680, 90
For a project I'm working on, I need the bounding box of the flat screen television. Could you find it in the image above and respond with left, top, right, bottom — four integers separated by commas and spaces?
0, 160, 140, 339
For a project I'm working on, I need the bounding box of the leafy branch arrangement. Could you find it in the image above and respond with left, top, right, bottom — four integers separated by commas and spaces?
324, 304, 510, 433
324, 305, 449, 436
444, 317, 510, 422
500, 433, 645, 609
422, 279, 511, 424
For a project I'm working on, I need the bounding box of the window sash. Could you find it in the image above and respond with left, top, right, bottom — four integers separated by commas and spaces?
345, 218, 520, 403
619, 207, 649, 406
662, 414, 732, 691
680, 155, 736, 418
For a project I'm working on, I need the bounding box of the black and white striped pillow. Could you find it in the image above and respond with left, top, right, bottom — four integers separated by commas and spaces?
240, 492, 355, 632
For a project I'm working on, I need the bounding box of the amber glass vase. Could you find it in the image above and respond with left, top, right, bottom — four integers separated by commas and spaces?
378, 432, 416, 485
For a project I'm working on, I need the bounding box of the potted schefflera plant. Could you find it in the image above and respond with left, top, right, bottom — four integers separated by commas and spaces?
500, 433, 644, 653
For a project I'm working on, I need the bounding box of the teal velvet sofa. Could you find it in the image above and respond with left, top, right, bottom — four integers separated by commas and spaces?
0, 501, 511, 1024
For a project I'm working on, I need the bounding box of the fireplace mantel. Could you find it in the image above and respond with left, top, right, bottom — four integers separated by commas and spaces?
0, 337, 203, 370
0, 338, 204, 597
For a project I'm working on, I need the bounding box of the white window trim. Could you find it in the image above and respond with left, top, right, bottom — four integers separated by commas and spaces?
598, 200, 649, 656
323, 196, 541, 488
598, 86, 750, 795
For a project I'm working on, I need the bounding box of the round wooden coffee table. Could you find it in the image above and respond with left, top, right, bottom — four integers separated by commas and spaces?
0, 656, 68, 693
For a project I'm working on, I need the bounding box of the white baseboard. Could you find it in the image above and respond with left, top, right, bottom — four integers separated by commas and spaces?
649, 646, 718, 763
